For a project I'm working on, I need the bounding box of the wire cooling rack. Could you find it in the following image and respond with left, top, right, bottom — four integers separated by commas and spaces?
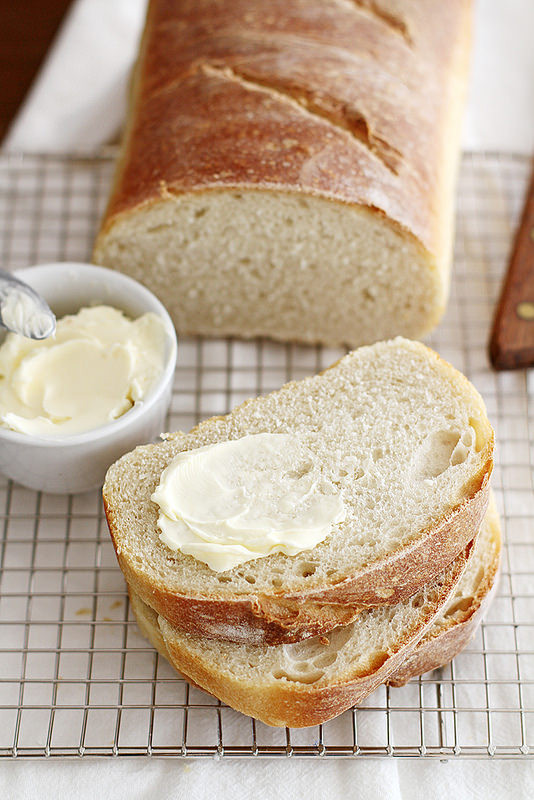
0, 151, 533, 760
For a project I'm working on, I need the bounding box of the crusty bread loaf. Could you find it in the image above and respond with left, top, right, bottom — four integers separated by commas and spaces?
104, 339, 493, 645
388, 493, 501, 686
93, 0, 471, 348
129, 539, 471, 728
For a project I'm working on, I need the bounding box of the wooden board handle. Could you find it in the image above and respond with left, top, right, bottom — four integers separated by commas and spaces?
489, 165, 534, 370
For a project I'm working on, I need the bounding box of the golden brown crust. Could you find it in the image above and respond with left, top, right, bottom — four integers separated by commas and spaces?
129, 514, 500, 727
386, 594, 488, 687
95, 0, 472, 264
130, 516, 501, 716
130, 545, 470, 728
128, 587, 208, 694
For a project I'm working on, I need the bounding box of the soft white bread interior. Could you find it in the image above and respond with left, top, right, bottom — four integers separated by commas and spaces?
388, 493, 501, 686
95, 192, 446, 348
128, 541, 471, 728
104, 339, 493, 644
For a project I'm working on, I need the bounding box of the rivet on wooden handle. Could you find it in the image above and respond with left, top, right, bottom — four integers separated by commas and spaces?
489, 168, 534, 370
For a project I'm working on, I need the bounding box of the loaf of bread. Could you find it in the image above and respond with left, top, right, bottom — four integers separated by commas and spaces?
103, 339, 493, 645
93, 0, 472, 347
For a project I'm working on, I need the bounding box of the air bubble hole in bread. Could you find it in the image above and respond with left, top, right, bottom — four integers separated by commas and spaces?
413, 427, 473, 479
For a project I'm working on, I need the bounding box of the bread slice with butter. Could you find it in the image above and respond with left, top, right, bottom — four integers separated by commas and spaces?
103, 338, 493, 645
127, 502, 500, 728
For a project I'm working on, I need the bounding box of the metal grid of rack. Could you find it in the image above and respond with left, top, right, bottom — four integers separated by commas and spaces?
0, 152, 533, 759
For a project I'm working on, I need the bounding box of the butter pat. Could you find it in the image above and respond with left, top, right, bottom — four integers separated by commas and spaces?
0, 305, 166, 437
152, 433, 345, 572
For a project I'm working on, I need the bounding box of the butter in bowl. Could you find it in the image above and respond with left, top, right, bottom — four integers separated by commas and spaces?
0, 263, 177, 494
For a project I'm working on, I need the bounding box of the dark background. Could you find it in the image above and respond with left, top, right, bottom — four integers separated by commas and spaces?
0, 0, 72, 142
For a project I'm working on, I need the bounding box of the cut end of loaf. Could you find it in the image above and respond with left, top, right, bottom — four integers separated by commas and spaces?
94, 190, 445, 348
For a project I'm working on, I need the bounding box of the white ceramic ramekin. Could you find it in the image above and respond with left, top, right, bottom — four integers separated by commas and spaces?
0, 263, 177, 494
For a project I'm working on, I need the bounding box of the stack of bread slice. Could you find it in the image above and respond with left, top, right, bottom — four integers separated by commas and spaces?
103, 339, 500, 727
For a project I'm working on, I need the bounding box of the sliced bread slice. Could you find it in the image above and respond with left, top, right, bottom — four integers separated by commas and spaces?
104, 339, 493, 645
388, 494, 501, 686
129, 504, 499, 727
129, 541, 472, 728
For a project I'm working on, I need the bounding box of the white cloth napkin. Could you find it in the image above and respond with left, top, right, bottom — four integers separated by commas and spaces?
3, 0, 148, 153
3, 0, 534, 154
1, 757, 534, 800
